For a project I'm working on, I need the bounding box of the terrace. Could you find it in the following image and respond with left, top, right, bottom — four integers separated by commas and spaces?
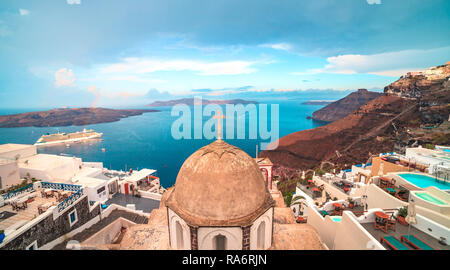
0, 182, 83, 232
374, 176, 419, 202
362, 220, 450, 250
0, 189, 59, 231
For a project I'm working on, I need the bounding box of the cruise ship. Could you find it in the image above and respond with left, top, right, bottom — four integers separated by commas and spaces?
34, 128, 103, 146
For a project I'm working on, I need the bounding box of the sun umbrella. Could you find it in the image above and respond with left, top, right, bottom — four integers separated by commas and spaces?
321, 190, 327, 204
378, 162, 384, 176
405, 201, 417, 241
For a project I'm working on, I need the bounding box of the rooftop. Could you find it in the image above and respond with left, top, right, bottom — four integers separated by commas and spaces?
0, 189, 59, 231
72, 176, 106, 188
0, 158, 15, 165
123, 169, 157, 183
105, 193, 159, 213
361, 222, 450, 250
52, 209, 149, 250
255, 157, 273, 166
0, 144, 34, 154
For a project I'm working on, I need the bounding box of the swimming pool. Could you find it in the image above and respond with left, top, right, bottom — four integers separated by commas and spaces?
397, 173, 450, 190
415, 192, 447, 205
331, 216, 342, 222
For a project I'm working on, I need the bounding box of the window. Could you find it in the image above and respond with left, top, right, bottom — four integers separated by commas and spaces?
214, 234, 227, 250
257, 221, 266, 249
97, 186, 106, 194
26, 241, 38, 250
175, 221, 184, 249
68, 209, 78, 227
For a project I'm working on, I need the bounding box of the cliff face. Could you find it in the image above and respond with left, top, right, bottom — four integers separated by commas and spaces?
261, 62, 450, 172
0, 108, 159, 127
312, 89, 381, 122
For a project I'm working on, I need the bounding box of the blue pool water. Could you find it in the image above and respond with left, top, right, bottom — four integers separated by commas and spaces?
398, 173, 450, 190
331, 216, 342, 222
443, 149, 450, 153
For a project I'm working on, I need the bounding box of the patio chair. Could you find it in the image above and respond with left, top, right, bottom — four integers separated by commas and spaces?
380, 236, 411, 250
11, 201, 18, 211
387, 215, 397, 232
401, 235, 434, 250
395, 191, 408, 201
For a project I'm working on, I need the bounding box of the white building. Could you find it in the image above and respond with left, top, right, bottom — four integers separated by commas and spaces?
17, 154, 83, 182
405, 146, 450, 176
0, 159, 21, 191
0, 144, 37, 160
0, 144, 37, 191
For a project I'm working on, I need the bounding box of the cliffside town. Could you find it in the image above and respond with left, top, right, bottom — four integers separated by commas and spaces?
261, 62, 450, 175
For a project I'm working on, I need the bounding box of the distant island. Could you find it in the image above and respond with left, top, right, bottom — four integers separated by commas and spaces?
301, 100, 335, 105
312, 89, 382, 122
147, 98, 258, 107
0, 108, 160, 128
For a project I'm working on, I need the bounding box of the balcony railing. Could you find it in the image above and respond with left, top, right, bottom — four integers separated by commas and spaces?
57, 189, 84, 213
1, 184, 34, 200
41, 182, 82, 192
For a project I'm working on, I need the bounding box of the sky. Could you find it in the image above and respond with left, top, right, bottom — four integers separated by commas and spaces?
0, 0, 449, 108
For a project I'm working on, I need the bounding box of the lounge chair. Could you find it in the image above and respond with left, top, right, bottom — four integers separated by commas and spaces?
380, 236, 411, 250
401, 235, 434, 250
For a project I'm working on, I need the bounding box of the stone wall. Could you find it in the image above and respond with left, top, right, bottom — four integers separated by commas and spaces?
1, 196, 100, 250
242, 226, 250, 250
189, 226, 198, 250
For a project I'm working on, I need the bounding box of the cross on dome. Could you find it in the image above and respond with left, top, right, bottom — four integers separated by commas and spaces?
213, 110, 225, 140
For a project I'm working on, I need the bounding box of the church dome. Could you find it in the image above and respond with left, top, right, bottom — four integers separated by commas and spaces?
166, 139, 275, 227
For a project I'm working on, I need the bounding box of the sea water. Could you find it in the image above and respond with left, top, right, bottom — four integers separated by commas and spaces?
0, 100, 327, 188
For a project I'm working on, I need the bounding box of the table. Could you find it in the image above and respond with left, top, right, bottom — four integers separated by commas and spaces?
44, 189, 54, 197
333, 203, 343, 215
333, 203, 343, 209
374, 211, 389, 233
38, 202, 53, 214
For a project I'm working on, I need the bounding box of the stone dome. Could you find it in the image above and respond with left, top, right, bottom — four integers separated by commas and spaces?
166, 139, 275, 227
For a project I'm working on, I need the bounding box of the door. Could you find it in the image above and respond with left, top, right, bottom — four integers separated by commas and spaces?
124, 183, 129, 195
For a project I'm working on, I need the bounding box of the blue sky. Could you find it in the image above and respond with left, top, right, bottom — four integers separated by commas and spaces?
0, 0, 449, 108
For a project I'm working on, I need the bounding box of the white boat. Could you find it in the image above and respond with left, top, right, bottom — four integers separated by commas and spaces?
34, 128, 103, 146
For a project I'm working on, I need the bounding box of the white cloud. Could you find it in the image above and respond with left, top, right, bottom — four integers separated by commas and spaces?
67, 0, 81, 5
19, 9, 30, 16
291, 46, 450, 77
100, 58, 258, 76
260, 43, 293, 51
367, 0, 382, 4
54, 68, 76, 87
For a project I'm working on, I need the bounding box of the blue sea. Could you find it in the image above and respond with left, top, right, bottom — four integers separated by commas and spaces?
0, 100, 328, 188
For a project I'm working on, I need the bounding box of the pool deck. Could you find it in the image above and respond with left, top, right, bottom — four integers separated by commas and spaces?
362, 222, 450, 250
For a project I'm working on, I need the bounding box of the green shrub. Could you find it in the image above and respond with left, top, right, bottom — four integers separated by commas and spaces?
398, 206, 408, 218
424, 143, 434, 150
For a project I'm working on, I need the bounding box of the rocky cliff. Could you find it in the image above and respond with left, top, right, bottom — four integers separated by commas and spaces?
0, 108, 159, 128
312, 89, 381, 122
261, 62, 450, 173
